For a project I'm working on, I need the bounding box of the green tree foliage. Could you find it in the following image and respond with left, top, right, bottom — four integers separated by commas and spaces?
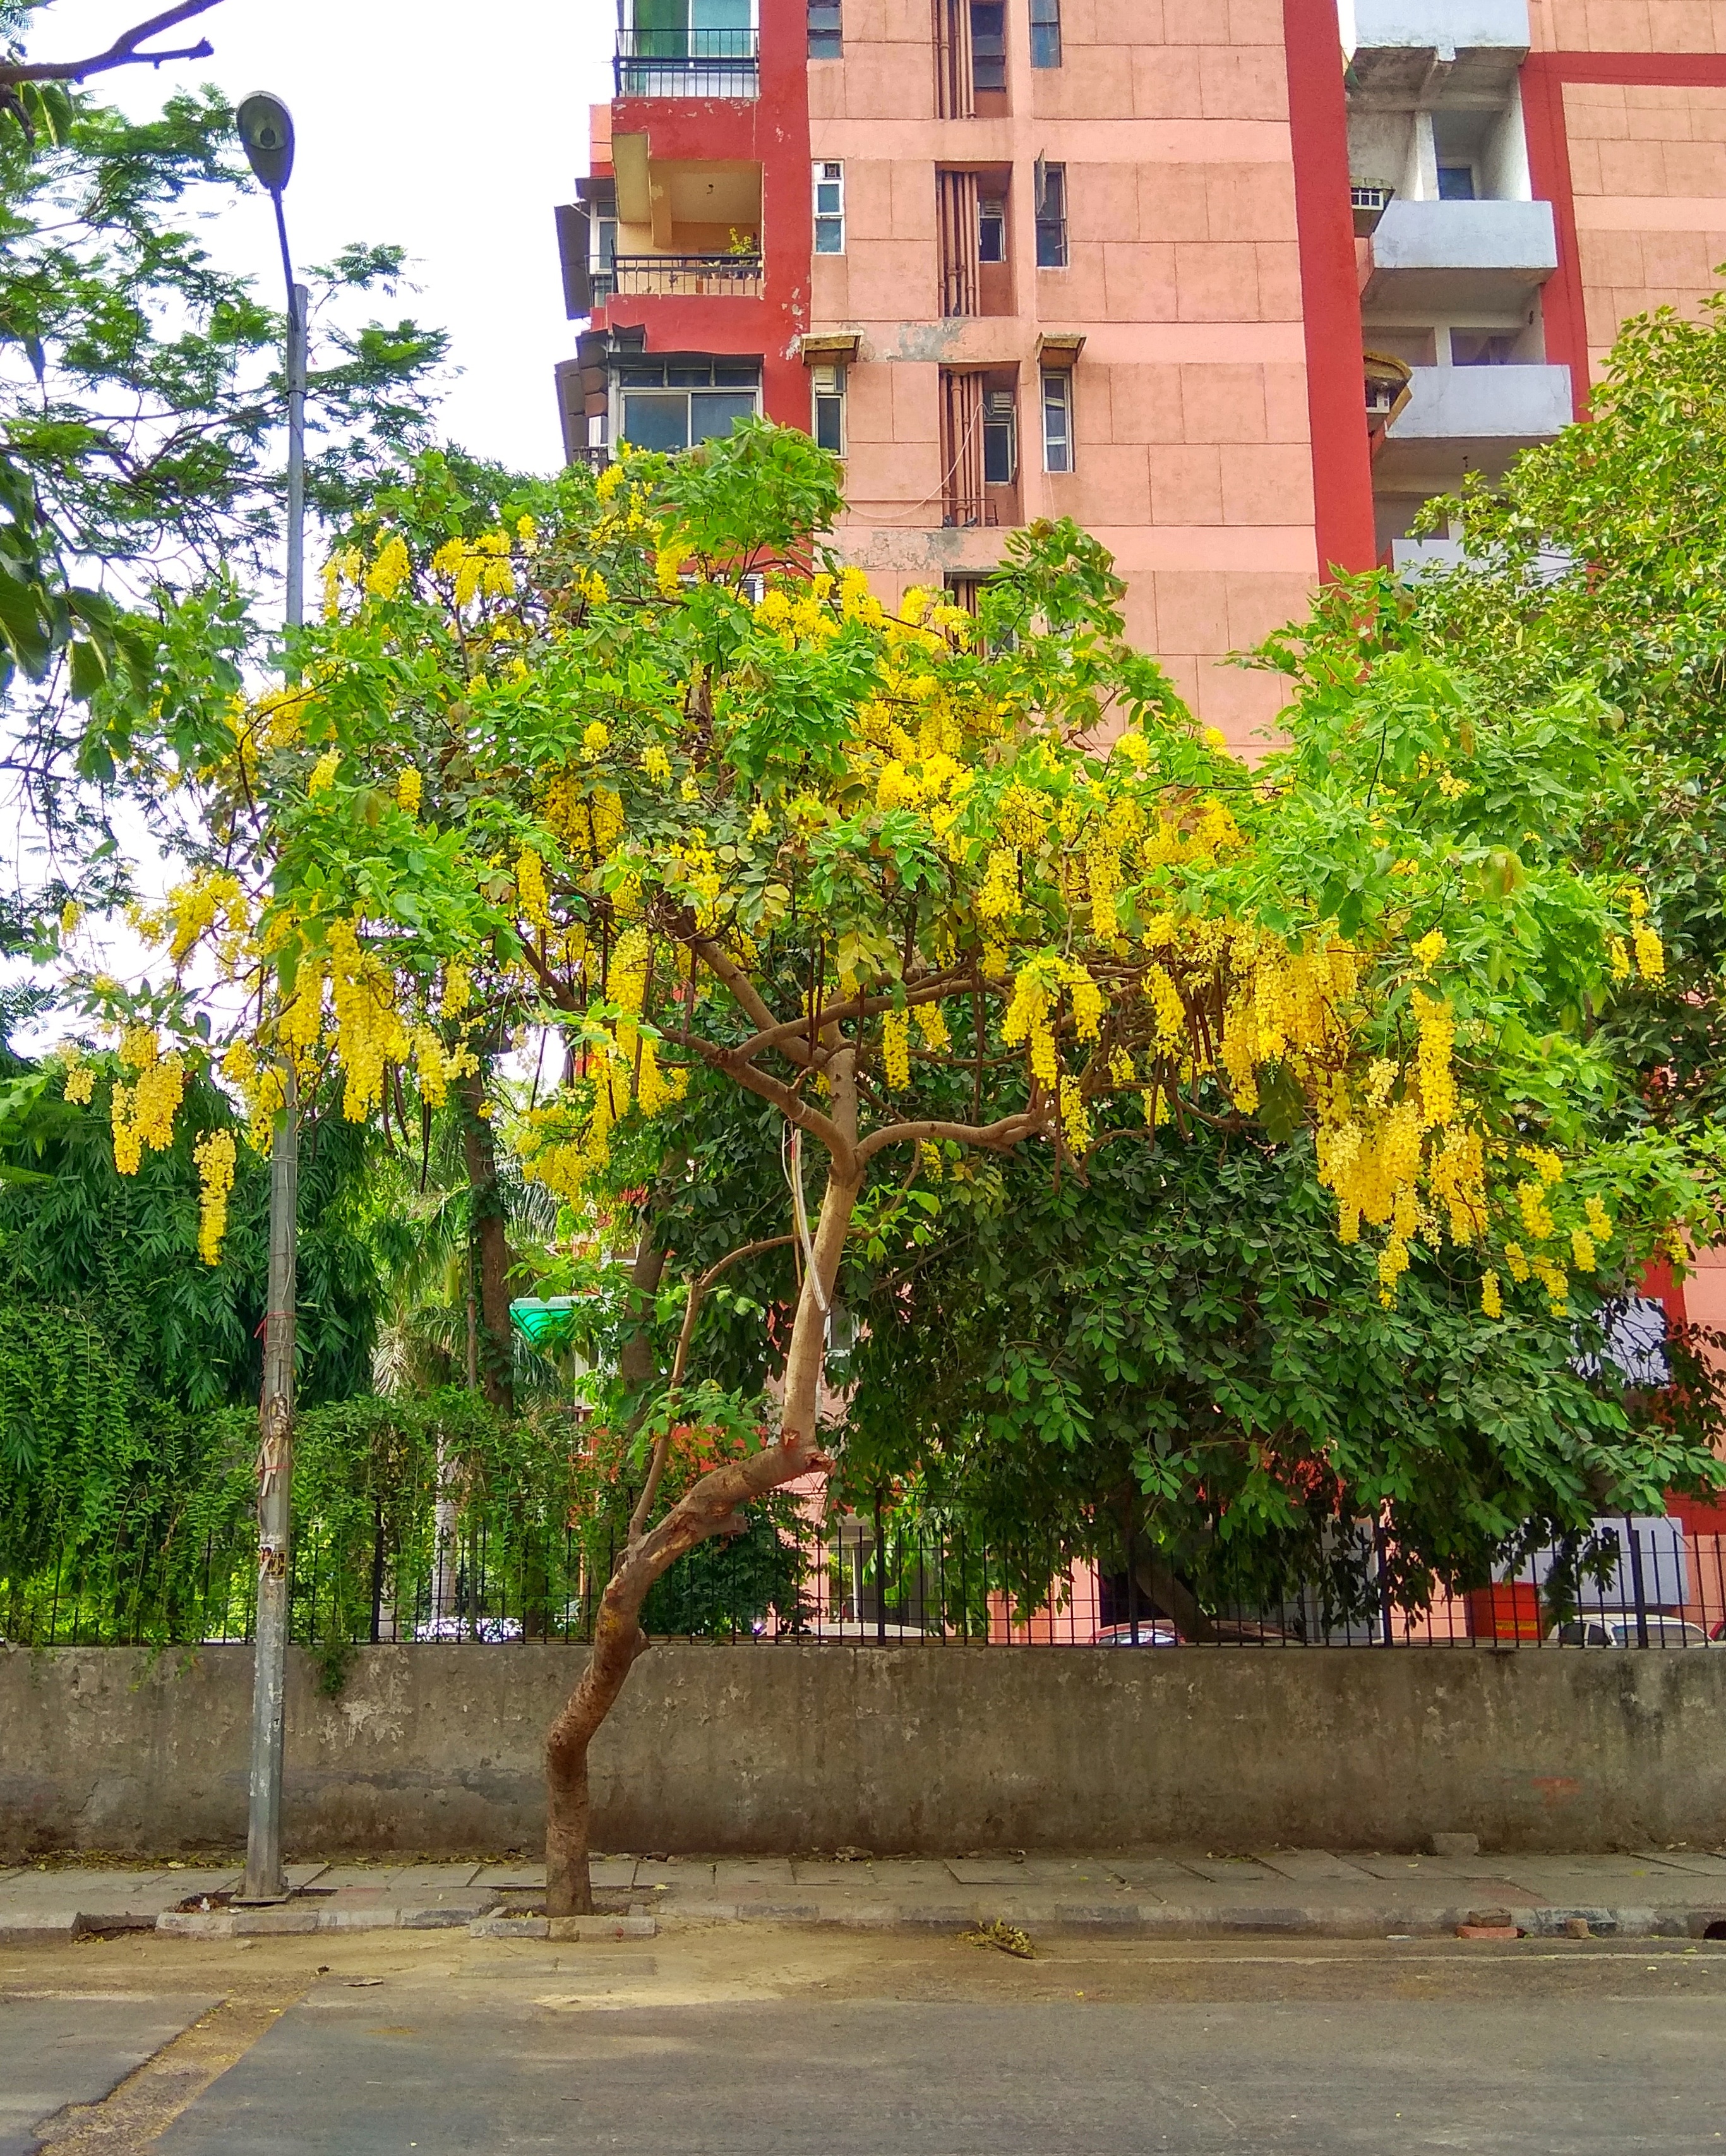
1269, 289, 1726, 1148
839, 1126, 1725, 1629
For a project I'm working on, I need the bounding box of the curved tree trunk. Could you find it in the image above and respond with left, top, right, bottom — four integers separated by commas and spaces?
544, 1151, 859, 1918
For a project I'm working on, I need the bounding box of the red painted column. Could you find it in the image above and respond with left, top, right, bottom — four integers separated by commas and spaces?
1283, 0, 1376, 578
1520, 56, 1591, 421
757, 0, 813, 425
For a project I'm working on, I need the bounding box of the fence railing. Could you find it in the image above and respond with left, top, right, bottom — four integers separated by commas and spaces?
8, 1512, 1723, 1653
593, 254, 763, 303
614, 28, 759, 99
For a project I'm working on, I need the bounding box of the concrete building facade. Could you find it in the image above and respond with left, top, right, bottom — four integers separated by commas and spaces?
556, 0, 1726, 747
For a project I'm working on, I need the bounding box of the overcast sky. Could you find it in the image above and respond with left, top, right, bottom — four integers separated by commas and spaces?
73, 0, 616, 473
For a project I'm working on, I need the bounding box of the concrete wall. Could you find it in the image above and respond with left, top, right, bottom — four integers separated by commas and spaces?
3, 1642, 1723, 1860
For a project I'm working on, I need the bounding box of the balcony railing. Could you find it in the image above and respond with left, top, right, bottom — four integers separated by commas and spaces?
594, 253, 764, 301
614, 28, 760, 99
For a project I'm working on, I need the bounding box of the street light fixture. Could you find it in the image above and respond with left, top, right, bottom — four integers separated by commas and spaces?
236, 89, 307, 1909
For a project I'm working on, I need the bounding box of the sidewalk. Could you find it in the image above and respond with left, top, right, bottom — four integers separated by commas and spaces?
6, 1845, 1726, 1944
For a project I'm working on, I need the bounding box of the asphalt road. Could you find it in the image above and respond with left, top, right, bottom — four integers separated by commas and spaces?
7, 1928, 1725, 2155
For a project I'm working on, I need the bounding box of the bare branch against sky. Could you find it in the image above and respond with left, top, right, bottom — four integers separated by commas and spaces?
0, 0, 222, 84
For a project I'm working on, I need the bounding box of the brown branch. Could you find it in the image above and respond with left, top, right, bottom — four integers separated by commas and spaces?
690, 935, 810, 1064
664, 1024, 854, 1164
0, 0, 223, 84
729, 968, 972, 1066
854, 1109, 1050, 1167
626, 1234, 796, 1543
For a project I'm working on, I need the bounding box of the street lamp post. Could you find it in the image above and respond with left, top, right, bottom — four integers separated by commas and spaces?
236, 90, 305, 1908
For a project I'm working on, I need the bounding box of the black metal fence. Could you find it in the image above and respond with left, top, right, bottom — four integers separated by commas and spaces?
9, 1509, 1723, 1653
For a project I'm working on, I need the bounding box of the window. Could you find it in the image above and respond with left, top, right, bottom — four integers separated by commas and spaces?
1030, 0, 1062, 67
808, 0, 842, 57
1035, 161, 1067, 268
810, 362, 846, 453
971, 1, 1006, 92
983, 388, 1017, 485
1041, 369, 1072, 473
1437, 164, 1476, 201
1451, 328, 1514, 366
814, 162, 844, 254
618, 358, 761, 452
978, 197, 1006, 264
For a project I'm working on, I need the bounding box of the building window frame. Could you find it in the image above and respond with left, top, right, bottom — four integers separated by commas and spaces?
970, 0, 1007, 93
613, 358, 763, 454
810, 362, 846, 454
978, 195, 1006, 265
1029, 0, 1062, 68
808, 0, 842, 57
813, 160, 845, 255
1035, 160, 1068, 268
983, 386, 1017, 486
1041, 368, 1073, 474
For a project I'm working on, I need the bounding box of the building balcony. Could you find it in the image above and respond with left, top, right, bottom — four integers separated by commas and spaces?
614, 28, 758, 100
1345, 0, 1529, 106
1362, 198, 1557, 311
1374, 361, 1573, 483
594, 252, 763, 301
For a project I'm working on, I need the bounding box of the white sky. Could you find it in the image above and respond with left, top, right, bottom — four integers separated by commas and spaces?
11, 3, 618, 1039
71, 0, 616, 473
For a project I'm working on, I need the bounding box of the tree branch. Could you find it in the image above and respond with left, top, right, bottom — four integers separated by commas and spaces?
627, 1234, 796, 1543
0, 0, 224, 85
855, 1109, 1050, 1167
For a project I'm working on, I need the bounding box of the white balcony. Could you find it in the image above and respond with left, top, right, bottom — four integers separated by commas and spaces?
1375, 361, 1573, 481
1363, 198, 1557, 310
1343, 0, 1529, 105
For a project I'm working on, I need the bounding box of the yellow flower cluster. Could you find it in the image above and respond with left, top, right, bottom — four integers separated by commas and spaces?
111, 1028, 186, 1176
432, 531, 515, 610
366, 534, 411, 601
517, 849, 553, 933
1626, 888, 1665, 982
161, 872, 248, 965
62, 1052, 96, 1106
328, 918, 411, 1122
193, 1129, 236, 1265
397, 768, 423, 816
882, 1008, 911, 1089
308, 748, 341, 797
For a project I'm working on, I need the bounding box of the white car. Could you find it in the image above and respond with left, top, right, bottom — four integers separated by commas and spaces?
1552, 1616, 1714, 1648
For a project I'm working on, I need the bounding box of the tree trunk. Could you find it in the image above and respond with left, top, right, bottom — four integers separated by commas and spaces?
618, 1226, 668, 1390
543, 1151, 859, 1917
457, 1068, 514, 1413
1133, 1554, 1216, 1644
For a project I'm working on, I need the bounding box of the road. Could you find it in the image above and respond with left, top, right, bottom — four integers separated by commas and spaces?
4, 1924, 1723, 2153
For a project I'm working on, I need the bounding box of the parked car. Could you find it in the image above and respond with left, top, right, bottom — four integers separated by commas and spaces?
1552, 1616, 1713, 1648
1091, 1622, 1181, 1647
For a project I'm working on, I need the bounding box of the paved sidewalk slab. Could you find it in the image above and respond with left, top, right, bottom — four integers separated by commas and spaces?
7, 1848, 1726, 1944
0, 1990, 215, 2156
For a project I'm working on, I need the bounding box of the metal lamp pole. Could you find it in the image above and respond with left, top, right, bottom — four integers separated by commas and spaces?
237, 91, 306, 1907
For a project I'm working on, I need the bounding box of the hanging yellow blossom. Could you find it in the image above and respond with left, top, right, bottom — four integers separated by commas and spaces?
193, 1129, 237, 1264
882, 1008, 911, 1089
1480, 1270, 1502, 1319
397, 768, 423, 816
366, 534, 411, 600
308, 747, 341, 797
517, 850, 553, 932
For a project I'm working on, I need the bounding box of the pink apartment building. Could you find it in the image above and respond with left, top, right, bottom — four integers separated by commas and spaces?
554, 0, 1726, 1622
556, 0, 1726, 754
